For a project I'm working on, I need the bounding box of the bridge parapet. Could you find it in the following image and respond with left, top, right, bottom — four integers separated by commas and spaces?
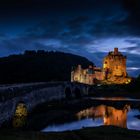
0, 81, 92, 126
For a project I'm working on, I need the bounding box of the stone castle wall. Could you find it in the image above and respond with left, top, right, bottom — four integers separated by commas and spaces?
71, 48, 131, 85
71, 65, 103, 85
103, 48, 127, 78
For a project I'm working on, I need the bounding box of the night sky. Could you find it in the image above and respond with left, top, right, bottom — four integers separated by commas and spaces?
0, 0, 140, 77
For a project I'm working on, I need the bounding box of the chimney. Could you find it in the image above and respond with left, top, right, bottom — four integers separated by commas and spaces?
78, 65, 81, 70
114, 48, 118, 55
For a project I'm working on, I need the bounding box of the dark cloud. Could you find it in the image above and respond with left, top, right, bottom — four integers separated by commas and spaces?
123, 39, 140, 54
0, 0, 140, 76
24, 20, 64, 39
0, 33, 7, 38
120, 0, 140, 35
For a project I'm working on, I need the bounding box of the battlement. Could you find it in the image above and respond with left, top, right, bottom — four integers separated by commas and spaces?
114, 48, 118, 55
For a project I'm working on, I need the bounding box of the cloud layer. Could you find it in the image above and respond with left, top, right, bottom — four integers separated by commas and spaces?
0, 0, 140, 77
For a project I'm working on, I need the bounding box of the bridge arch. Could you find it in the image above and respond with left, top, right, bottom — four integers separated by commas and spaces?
74, 87, 81, 99
65, 87, 72, 99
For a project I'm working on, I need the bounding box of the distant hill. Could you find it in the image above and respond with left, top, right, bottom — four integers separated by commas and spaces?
0, 50, 94, 84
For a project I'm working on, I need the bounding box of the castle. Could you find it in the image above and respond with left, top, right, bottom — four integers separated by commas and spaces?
76, 105, 130, 128
71, 48, 131, 85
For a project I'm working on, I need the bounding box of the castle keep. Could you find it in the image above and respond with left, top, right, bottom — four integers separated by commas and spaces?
71, 48, 131, 85
103, 48, 127, 79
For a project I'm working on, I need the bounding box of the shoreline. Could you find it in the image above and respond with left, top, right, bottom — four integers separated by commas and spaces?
0, 126, 140, 140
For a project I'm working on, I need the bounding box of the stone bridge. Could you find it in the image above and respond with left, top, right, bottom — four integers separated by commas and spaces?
0, 81, 91, 126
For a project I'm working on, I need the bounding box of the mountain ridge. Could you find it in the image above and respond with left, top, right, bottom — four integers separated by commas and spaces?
0, 50, 94, 84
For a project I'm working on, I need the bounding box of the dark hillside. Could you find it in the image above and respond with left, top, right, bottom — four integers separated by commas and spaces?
0, 50, 94, 84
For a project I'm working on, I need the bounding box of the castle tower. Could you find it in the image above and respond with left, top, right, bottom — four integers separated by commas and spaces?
114, 47, 118, 55
103, 48, 127, 80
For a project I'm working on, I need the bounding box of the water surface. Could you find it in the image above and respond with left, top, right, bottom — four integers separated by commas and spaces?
42, 97, 140, 132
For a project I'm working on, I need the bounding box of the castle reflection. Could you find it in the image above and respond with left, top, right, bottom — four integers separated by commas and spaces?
76, 105, 130, 128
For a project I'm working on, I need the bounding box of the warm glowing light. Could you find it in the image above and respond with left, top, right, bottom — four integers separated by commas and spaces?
13, 102, 28, 128
71, 48, 131, 85
76, 105, 130, 128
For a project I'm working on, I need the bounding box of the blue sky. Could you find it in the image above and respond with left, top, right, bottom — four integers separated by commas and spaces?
0, 0, 140, 77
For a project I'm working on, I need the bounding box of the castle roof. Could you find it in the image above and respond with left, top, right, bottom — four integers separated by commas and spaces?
106, 48, 126, 58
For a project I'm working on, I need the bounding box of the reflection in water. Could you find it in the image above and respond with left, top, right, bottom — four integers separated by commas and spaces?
42, 104, 140, 132
43, 118, 103, 132
91, 97, 140, 101
13, 102, 28, 128
76, 105, 130, 128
